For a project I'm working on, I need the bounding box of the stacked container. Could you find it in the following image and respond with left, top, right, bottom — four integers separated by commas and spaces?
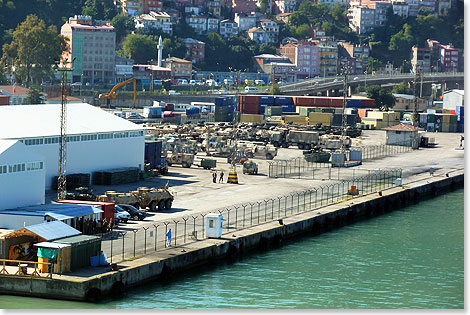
215, 96, 236, 122
456, 106, 464, 132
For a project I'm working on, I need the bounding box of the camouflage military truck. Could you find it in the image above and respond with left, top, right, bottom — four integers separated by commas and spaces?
97, 186, 174, 211
242, 160, 258, 175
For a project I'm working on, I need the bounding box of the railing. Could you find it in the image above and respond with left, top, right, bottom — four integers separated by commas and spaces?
268, 140, 413, 179
0, 259, 53, 279
100, 168, 402, 264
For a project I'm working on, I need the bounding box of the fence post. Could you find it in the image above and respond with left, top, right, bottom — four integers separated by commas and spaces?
250, 203, 255, 226
191, 216, 197, 240
110, 234, 113, 264
234, 206, 239, 229
153, 224, 159, 251
277, 197, 282, 218
122, 232, 126, 261
271, 199, 274, 220
201, 214, 206, 239
143, 227, 149, 254
284, 196, 288, 216
264, 200, 269, 222
257, 202, 262, 224
242, 205, 247, 227
182, 217, 188, 244
133, 229, 137, 258
163, 222, 170, 247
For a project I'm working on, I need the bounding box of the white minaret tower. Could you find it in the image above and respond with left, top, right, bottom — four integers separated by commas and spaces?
157, 36, 163, 67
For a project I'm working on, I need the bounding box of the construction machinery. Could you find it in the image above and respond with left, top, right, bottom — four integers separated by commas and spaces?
97, 186, 174, 211
227, 150, 249, 165
98, 78, 136, 108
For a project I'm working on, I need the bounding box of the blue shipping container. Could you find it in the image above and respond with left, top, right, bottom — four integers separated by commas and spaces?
145, 141, 163, 169
186, 107, 200, 115
274, 96, 294, 105
282, 105, 295, 113
259, 105, 267, 115
225, 96, 236, 105
215, 97, 227, 106
346, 99, 362, 108
259, 95, 275, 105
456, 106, 464, 117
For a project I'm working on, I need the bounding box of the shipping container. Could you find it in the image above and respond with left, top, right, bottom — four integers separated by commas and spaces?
328, 98, 344, 108
186, 106, 200, 115
240, 102, 260, 114
346, 99, 362, 108
282, 104, 296, 113
238, 95, 260, 104
240, 114, 263, 123
284, 115, 308, 125
53, 235, 101, 271
259, 95, 275, 105
258, 105, 267, 115
56, 200, 115, 224
299, 107, 317, 117
274, 96, 294, 105
144, 141, 163, 170
265, 106, 283, 116
308, 112, 332, 126
143, 107, 162, 118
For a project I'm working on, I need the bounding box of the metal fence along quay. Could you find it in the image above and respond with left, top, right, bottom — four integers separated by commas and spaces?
268, 140, 412, 179
100, 168, 403, 264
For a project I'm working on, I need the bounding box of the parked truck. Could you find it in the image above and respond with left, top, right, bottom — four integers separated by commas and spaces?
270, 129, 320, 150
97, 186, 174, 211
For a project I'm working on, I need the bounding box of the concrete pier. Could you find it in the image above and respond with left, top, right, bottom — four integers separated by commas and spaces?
0, 170, 463, 302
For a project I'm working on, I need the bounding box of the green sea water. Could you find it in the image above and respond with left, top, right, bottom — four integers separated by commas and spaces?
1, 188, 464, 309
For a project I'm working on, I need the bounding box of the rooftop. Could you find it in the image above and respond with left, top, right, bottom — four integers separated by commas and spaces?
0, 103, 142, 139
0, 85, 30, 95
24, 221, 81, 241
382, 123, 422, 132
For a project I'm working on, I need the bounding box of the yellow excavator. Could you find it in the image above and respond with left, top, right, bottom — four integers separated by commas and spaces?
98, 78, 136, 108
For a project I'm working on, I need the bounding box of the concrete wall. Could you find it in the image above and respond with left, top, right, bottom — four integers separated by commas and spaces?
0, 141, 45, 210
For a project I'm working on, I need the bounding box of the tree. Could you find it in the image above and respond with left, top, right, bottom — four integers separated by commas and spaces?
1, 15, 67, 87
111, 14, 135, 44
258, 44, 276, 55
270, 83, 281, 95
23, 87, 43, 104
258, 0, 269, 15
366, 85, 396, 111
288, 11, 309, 27
82, 0, 118, 21
162, 37, 187, 59
392, 81, 412, 95
122, 34, 156, 64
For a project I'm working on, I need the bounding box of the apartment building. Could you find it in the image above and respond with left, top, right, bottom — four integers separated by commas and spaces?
259, 19, 279, 44
337, 42, 369, 73
220, 20, 239, 38
348, 5, 375, 34
234, 13, 257, 31
163, 57, 192, 79
207, 17, 220, 33
253, 54, 297, 80
183, 38, 206, 63
232, 0, 258, 14
61, 15, 116, 85
316, 0, 348, 5
144, 0, 163, 13
247, 27, 269, 44
272, 0, 297, 14
391, 0, 409, 17
185, 15, 208, 34
279, 41, 320, 78
121, 0, 144, 15
318, 43, 338, 77
411, 46, 432, 73
134, 11, 173, 34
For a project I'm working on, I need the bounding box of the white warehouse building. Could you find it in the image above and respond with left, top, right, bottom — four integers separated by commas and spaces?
0, 140, 46, 210
0, 103, 145, 189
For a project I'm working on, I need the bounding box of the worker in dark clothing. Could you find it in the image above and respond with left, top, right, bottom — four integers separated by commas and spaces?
212, 171, 217, 183
219, 171, 224, 183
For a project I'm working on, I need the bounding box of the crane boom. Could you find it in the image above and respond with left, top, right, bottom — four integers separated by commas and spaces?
99, 78, 136, 108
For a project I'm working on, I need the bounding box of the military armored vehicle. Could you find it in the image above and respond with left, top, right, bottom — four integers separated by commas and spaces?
97, 186, 174, 211
242, 160, 258, 175
303, 147, 331, 163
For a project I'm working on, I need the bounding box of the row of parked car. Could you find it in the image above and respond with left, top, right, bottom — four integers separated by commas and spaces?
113, 204, 149, 224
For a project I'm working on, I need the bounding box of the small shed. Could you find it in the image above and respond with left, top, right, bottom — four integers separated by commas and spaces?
0, 221, 80, 260
382, 123, 422, 149
34, 242, 71, 274
53, 235, 101, 271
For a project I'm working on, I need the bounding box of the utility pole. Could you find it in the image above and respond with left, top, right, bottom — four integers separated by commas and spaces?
340, 65, 351, 154
56, 58, 74, 200
412, 67, 420, 127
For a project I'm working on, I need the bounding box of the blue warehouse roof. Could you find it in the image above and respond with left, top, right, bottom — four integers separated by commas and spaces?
25, 221, 81, 241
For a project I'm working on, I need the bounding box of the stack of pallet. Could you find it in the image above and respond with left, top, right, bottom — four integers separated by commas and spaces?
51, 173, 91, 190
92, 167, 140, 185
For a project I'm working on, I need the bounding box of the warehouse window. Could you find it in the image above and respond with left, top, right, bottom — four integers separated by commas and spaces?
81, 134, 98, 141
66, 135, 80, 142
26, 161, 44, 171
114, 131, 129, 139
0, 165, 7, 174
44, 137, 59, 144
98, 133, 114, 140
24, 138, 44, 146
8, 163, 26, 173
129, 130, 144, 137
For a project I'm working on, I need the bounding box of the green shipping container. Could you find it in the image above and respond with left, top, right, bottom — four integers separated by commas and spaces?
299, 107, 318, 117
54, 235, 101, 271
215, 112, 228, 122
265, 106, 283, 116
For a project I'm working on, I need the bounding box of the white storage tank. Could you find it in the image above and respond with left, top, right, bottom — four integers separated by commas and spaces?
205, 213, 224, 238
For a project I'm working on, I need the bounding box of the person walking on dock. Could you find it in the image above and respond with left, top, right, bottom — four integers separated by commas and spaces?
212, 171, 217, 183
166, 228, 172, 247
219, 171, 224, 183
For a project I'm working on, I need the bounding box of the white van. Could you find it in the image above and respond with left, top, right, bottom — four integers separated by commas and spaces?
254, 79, 265, 85
244, 86, 258, 92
